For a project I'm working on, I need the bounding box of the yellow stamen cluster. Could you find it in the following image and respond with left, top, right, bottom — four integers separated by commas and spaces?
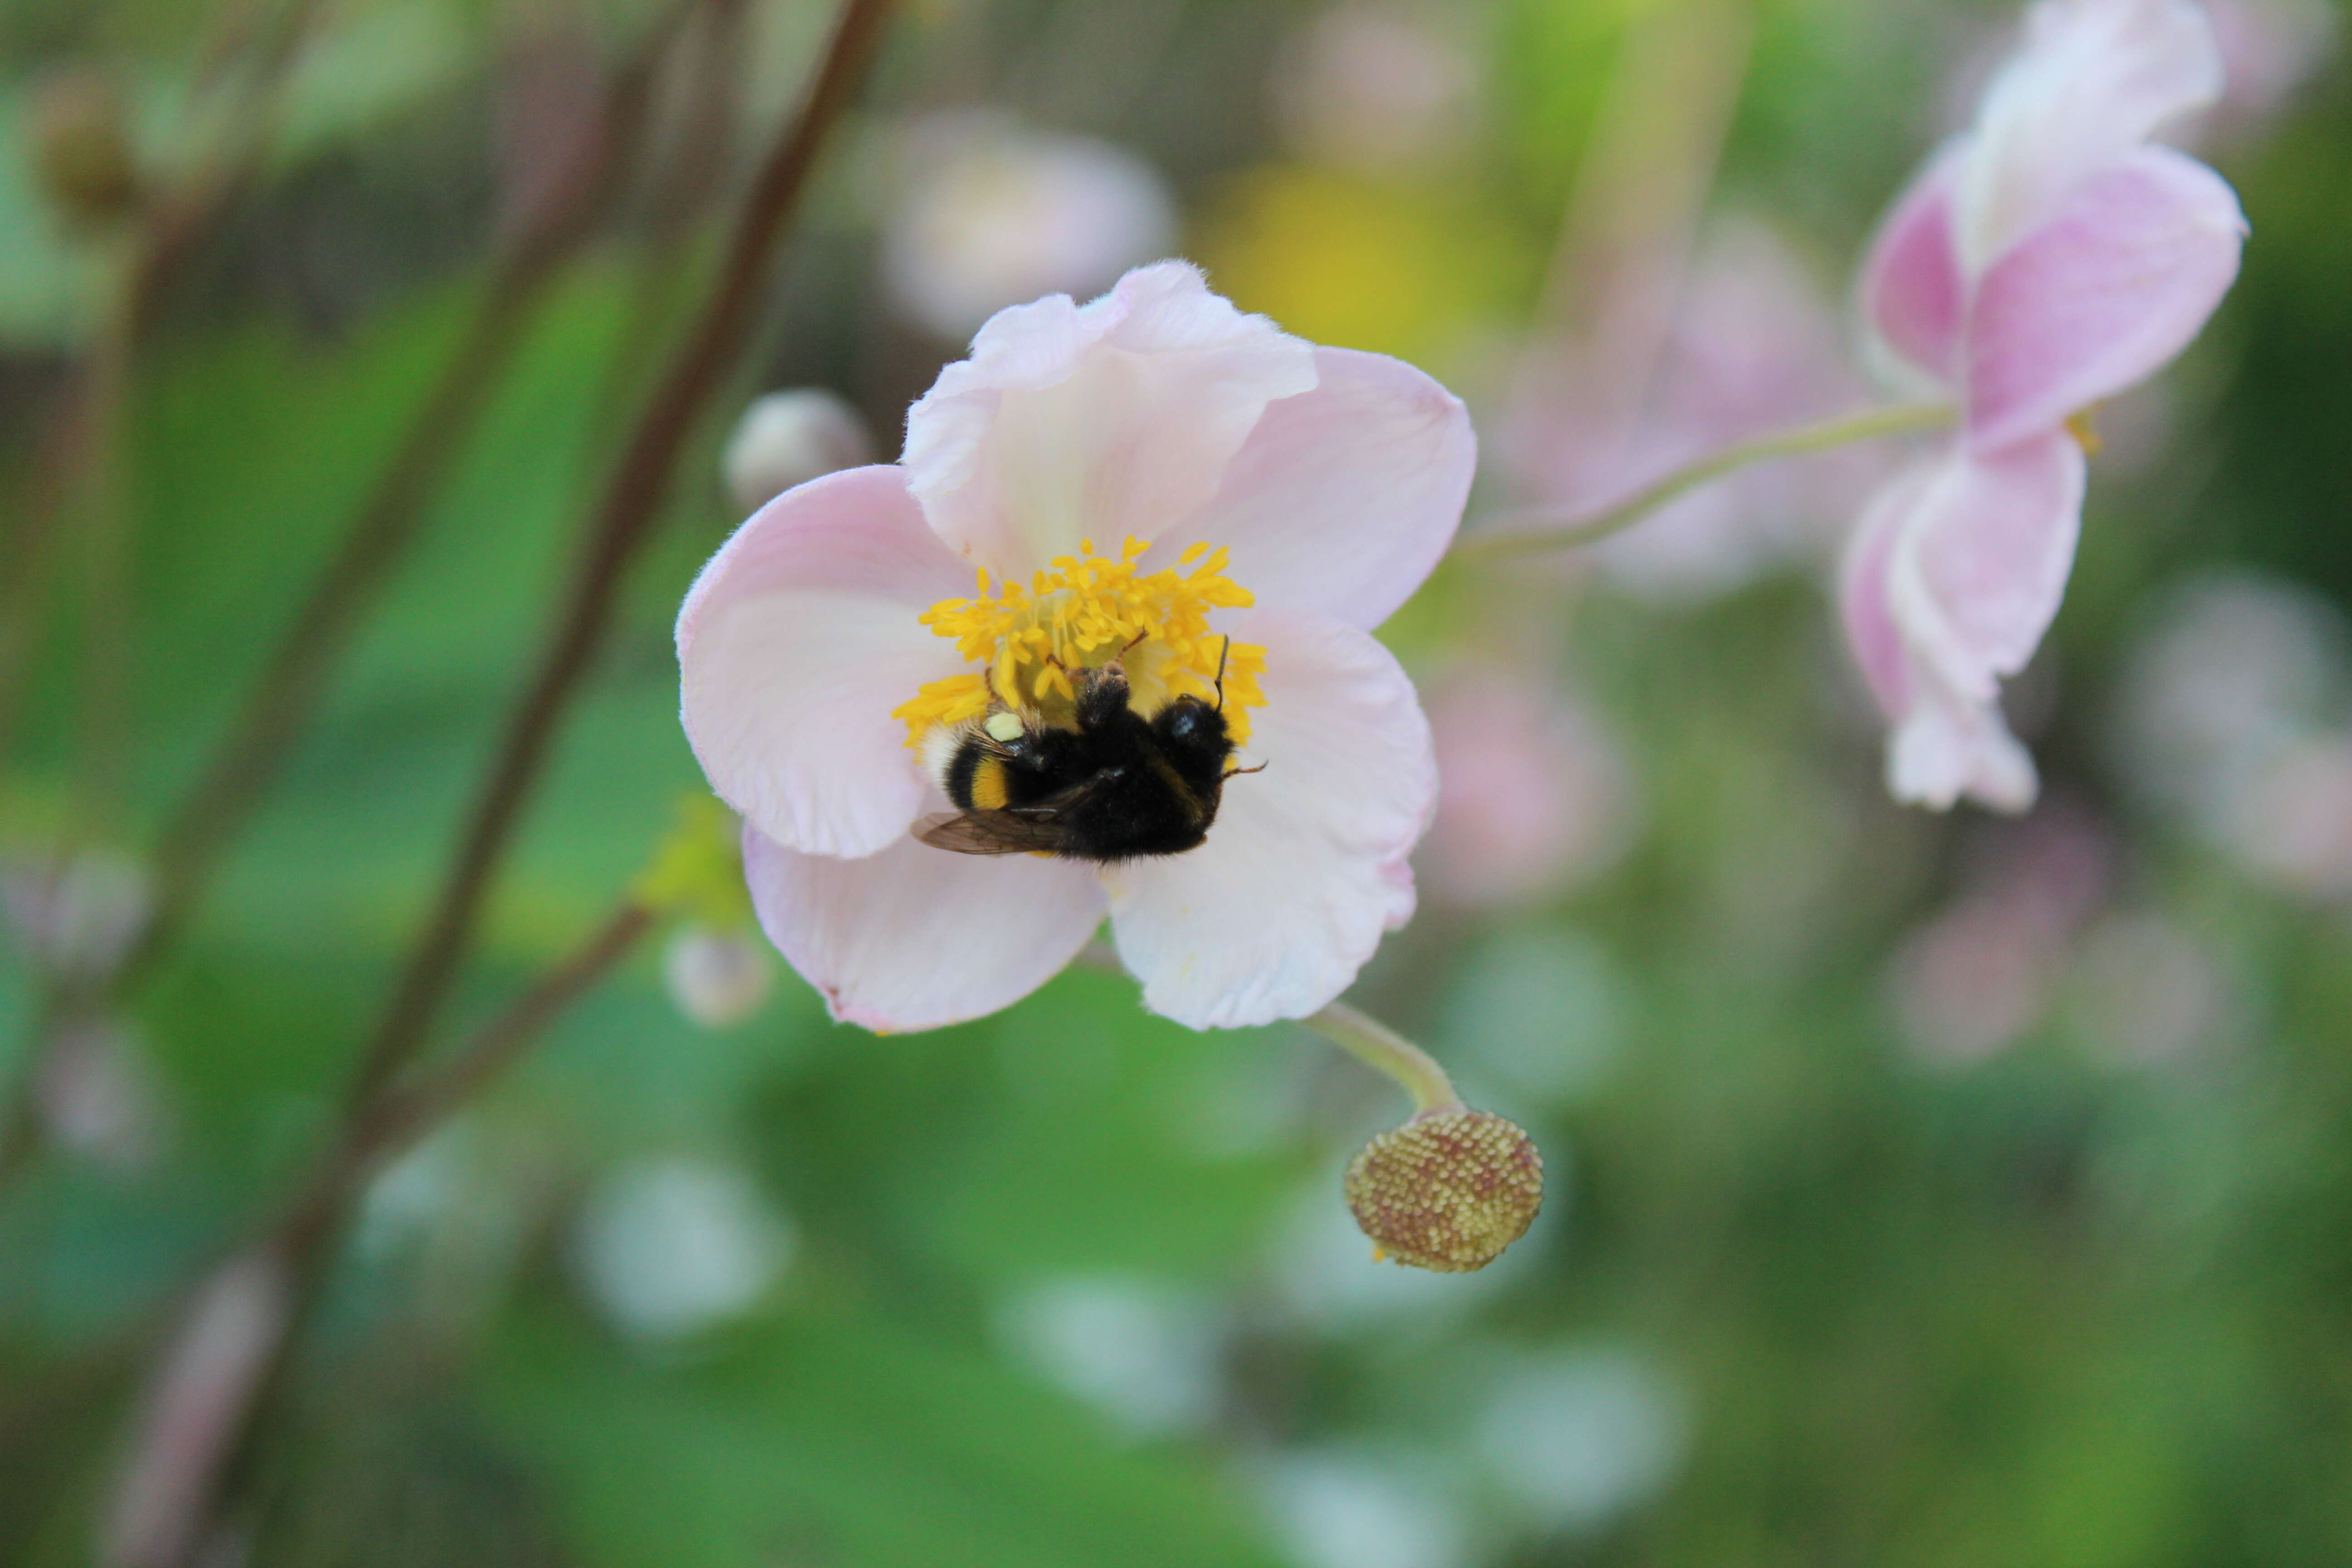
892, 535, 1269, 745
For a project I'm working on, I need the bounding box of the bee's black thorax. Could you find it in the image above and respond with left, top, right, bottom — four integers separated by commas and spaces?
944, 669, 1237, 861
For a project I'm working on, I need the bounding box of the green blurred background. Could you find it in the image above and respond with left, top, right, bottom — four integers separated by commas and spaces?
6, 0, 2352, 1563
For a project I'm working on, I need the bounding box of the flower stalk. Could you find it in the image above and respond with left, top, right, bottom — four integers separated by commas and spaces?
1452, 400, 1954, 561
1303, 1000, 1461, 1115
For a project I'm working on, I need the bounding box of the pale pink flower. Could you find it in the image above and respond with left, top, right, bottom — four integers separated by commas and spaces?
1842, 0, 2246, 810
676, 263, 1472, 1031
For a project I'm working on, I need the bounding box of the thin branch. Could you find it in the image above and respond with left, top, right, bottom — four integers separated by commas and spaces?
1451, 401, 1955, 563
291, 902, 653, 1234
0, 14, 683, 1205
94, 901, 652, 1568
93, 5, 894, 1541
124, 10, 680, 992
344, 0, 898, 1114
0, 0, 320, 772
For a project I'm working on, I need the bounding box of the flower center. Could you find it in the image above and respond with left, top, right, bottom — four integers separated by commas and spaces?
893, 535, 1268, 746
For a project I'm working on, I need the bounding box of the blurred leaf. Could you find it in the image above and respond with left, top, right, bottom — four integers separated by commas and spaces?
275, 0, 475, 166
0, 85, 106, 347
485, 1296, 1287, 1568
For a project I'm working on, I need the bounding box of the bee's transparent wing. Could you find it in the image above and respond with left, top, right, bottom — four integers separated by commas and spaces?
914, 805, 1081, 856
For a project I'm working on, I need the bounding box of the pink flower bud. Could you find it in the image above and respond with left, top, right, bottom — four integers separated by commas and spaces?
662, 926, 774, 1028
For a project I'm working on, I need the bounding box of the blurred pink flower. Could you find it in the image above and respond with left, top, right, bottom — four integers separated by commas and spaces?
677, 263, 1473, 1031
1418, 664, 1632, 909
1274, 8, 1477, 176
2222, 735, 2352, 897
1842, 0, 2246, 811
1507, 219, 1876, 600
1890, 802, 2112, 1063
2205, 0, 2337, 142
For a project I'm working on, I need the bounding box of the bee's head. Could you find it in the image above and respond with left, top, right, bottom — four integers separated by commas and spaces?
1154, 693, 1230, 753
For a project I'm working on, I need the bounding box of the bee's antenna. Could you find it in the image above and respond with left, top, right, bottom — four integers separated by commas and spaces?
1213, 635, 1232, 712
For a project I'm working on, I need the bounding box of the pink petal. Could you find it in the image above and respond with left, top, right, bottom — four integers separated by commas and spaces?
901, 261, 1319, 577
1888, 671, 2040, 813
677, 466, 973, 859
1860, 149, 1968, 387
1966, 146, 2245, 450
1956, 0, 2224, 271
1886, 435, 2086, 703
1839, 461, 1932, 718
1841, 449, 2063, 814
742, 822, 1106, 1032
1168, 347, 1473, 631
1103, 609, 1433, 1029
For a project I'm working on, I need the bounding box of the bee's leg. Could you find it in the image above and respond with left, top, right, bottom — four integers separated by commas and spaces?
1073, 661, 1132, 732
1222, 760, 1268, 780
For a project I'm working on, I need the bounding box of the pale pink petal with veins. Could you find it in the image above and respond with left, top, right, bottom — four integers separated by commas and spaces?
677, 466, 972, 859
741, 822, 1106, 1033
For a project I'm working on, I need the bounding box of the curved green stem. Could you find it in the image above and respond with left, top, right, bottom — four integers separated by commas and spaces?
1452, 401, 1955, 562
1304, 1002, 1461, 1116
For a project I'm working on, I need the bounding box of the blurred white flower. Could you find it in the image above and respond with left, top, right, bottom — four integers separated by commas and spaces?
1, 844, 151, 981
662, 925, 775, 1028
39, 1017, 169, 1172
1417, 663, 1633, 910
1274, 8, 1476, 175
354, 1124, 539, 1331
573, 1156, 794, 1342
995, 1274, 1225, 1438
355, 1127, 470, 1260
1255, 1450, 1469, 1568
881, 116, 1176, 342
1472, 1345, 1690, 1535
2063, 911, 2233, 1065
720, 388, 876, 514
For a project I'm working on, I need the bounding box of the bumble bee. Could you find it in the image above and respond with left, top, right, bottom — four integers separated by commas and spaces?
916, 656, 1257, 862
